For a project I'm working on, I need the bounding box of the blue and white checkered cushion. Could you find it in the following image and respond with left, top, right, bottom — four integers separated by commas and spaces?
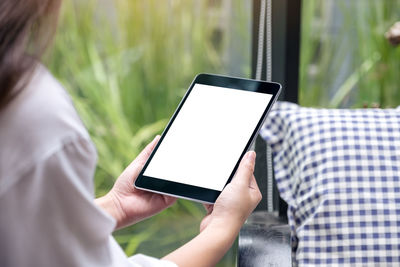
260, 101, 400, 265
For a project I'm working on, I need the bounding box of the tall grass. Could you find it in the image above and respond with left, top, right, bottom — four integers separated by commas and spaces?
46, 0, 248, 265
299, 0, 400, 108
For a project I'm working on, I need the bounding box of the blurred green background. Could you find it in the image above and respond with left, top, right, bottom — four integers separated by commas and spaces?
300, 0, 400, 108
46, 0, 400, 266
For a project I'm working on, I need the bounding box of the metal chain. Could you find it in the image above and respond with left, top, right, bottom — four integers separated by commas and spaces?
255, 0, 274, 212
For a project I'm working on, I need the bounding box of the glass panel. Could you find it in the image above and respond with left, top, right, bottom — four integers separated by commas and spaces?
47, 0, 250, 266
300, 0, 400, 108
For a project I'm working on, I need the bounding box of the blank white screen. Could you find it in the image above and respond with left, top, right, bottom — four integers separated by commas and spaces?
143, 83, 272, 191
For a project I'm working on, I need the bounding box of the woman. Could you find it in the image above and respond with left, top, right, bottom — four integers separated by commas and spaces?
0, 1, 262, 266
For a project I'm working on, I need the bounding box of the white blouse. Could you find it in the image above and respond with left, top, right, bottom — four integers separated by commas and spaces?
0, 66, 177, 267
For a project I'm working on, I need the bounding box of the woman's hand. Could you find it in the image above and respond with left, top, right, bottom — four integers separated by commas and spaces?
200, 151, 261, 232
96, 136, 176, 230
163, 151, 261, 267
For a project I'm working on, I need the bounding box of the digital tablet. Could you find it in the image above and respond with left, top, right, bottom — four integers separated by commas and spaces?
135, 74, 281, 203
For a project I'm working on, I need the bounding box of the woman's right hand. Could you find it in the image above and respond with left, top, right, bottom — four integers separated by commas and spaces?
163, 151, 261, 266
200, 151, 262, 233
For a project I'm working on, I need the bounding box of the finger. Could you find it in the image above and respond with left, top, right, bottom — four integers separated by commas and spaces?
231, 151, 256, 185
200, 214, 212, 232
202, 204, 213, 214
134, 135, 161, 166
162, 195, 177, 206
249, 175, 262, 203
249, 174, 260, 191
124, 135, 160, 181
200, 216, 211, 231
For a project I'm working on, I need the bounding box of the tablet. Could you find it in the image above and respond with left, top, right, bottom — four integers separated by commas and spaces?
135, 74, 281, 203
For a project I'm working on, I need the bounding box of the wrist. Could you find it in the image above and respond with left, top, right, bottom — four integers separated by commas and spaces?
206, 218, 242, 241
209, 215, 244, 233
95, 192, 125, 229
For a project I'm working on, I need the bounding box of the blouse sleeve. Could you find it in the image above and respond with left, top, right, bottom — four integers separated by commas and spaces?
0, 136, 176, 267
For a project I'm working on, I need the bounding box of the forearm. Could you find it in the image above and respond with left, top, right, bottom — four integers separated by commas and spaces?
163, 222, 241, 267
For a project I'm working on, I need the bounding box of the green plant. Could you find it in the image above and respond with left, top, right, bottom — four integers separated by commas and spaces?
299, 0, 400, 108
347, 0, 400, 108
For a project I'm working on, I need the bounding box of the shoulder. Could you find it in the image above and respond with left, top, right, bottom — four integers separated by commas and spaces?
9, 65, 90, 139
0, 65, 96, 193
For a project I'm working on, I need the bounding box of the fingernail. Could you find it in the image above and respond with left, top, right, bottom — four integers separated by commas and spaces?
247, 151, 256, 162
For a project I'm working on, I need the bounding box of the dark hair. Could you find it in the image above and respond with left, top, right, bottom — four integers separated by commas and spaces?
0, 0, 61, 109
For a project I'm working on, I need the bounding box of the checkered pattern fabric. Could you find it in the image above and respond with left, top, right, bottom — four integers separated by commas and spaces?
260, 101, 400, 266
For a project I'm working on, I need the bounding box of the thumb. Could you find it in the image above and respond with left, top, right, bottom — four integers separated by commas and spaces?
122, 135, 160, 181
231, 151, 256, 186
134, 135, 160, 166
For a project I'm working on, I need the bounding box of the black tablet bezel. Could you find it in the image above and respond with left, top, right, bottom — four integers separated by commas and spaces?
135, 73, 281, 203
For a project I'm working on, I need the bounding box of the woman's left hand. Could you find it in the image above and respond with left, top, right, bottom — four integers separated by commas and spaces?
96, 136, 176, 230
